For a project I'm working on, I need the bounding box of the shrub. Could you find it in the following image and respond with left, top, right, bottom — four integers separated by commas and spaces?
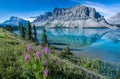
59, 46, 73, 58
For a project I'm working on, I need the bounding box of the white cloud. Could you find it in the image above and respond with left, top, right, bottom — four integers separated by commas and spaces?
70, 0, 120, 19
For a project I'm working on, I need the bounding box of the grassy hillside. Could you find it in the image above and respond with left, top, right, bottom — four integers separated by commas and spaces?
0, 27, 115, 79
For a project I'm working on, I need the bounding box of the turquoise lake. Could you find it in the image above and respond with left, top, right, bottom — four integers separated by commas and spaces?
13, 28, 120, 64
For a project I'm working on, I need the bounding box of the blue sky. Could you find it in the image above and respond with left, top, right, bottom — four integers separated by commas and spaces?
0, 0, 120, 22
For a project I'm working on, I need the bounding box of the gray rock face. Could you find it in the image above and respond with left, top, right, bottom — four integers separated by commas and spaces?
0, 16, 27, 27
34, 12, 52, 22
107, 12, 120, 25
33, 5, 113, 28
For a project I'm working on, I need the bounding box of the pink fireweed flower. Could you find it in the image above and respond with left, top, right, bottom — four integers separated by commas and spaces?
27, 44, 32, 51
43, 59, 47, 67
44, 69, 48, 76
36, 51, 41, 58
44, 46, 49, 54
25, 53, 30, 61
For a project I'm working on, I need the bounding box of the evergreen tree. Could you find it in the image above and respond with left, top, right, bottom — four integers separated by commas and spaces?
33, 24, 37, 41
5, 25, 13, 32
41, 28, 48, 47
19, 22, 25, 38
26, 21, 32, 40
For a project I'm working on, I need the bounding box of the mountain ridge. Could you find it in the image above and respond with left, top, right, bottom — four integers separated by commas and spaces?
33, 5, 113, 28
107, 12, 120, 25
0, 16, 28, 27
0, 5, 117, 28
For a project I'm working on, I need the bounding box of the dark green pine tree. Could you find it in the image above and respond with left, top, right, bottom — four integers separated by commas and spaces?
41, 28, 48, 47
19, 22, 25, 38
33, 24, 37, 41
5, 25, 13, 32
26, 21, 32, 40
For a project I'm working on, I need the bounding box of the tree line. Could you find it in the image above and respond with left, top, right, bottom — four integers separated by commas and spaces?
0, 21, 48, 47
19, 21, 37, 41
19, 21, 48, 47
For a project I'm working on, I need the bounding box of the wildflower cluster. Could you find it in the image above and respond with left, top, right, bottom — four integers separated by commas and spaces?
24, 44, 49, 79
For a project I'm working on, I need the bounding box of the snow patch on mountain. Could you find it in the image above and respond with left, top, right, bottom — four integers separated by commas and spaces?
0, 16, 27, 27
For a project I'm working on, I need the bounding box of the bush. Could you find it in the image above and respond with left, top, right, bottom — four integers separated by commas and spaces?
59, 46, 73, 58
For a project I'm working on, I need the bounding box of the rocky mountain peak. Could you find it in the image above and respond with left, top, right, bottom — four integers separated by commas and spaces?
34, 5, 104, 22
5, 16, 23, 23
33, 4, 113, 28
0, 16, 27, 27
107, 12, 120, 25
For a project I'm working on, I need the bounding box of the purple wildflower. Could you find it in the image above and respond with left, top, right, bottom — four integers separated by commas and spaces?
43, 59, 47, 67
44, 46, 49, 54
36, 51, 41, 58
27, 44, 32, 51
25, 53, 30, 61
44, 69, 48, 76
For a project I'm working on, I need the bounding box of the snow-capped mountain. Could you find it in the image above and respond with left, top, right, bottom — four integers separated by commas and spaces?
27, 16, 37, 22
0, 16, 28, 27
107, 12, 120, 25
33, 5, 113, 28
